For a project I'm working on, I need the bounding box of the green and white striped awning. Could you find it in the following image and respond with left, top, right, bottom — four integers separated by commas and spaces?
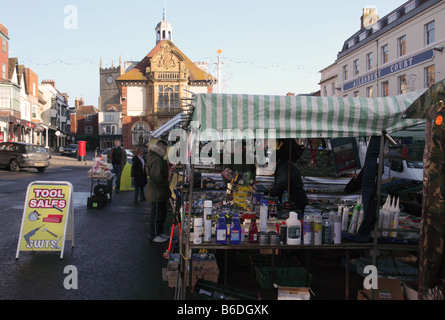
191, 89, 428, 140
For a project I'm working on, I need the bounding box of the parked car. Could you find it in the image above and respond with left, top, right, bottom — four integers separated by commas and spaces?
60, 144, 78, 157
382, 159, 423, 181
99, 148, 134, 165
0, 142, 50, 172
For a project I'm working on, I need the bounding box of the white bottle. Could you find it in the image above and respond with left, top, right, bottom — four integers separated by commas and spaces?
342, 205, 350, 232
333, 214, 342, 244
286, 211, 301, 245
382, 196, 393, 237
193, 217, 203, 244
259, 200, 268, 233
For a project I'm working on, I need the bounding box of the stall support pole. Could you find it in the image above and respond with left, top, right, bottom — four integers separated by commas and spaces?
345, 249, 350, 300
181, 164, 194, 299
371, 134, 386, 300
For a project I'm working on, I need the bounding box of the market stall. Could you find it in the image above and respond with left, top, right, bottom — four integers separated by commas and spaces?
169, 80, 444, 300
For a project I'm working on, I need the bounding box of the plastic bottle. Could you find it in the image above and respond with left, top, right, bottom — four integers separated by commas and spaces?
259, 200, 268, 233
303, 214, 312, 245
193, 217, 203, 244
215, 214, 227, 244
248, 218, 259, 243
286, 211, 301, 245
230, 214, 242, 244
357, 203, 364, 232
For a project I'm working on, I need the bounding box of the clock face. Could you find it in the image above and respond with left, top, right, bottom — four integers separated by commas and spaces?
106, 75, 113, 84
364, 14, 378, 29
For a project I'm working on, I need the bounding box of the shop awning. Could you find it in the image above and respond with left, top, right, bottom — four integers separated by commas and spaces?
191, 89, 429, 140
151, 113, 188, 138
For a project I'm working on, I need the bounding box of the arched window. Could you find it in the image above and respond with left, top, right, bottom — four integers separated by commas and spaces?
132, 122, 150, 146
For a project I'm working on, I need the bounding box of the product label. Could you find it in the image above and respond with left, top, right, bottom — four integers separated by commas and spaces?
216, 229, 226, 241
287, 226, 300, 239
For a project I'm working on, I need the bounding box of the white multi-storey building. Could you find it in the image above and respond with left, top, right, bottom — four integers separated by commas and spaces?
320, 0, 445, 98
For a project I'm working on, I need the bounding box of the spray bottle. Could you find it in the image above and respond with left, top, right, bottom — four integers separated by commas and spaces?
203, 201, 213, 243
333, 214, 342, 244
356, 200, 364, 232
230, 213, 242, 244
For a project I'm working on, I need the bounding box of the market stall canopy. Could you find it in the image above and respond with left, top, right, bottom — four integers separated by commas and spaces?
404, 79, 445, 120
191, 90, 429, 140
151, 113, 188, 138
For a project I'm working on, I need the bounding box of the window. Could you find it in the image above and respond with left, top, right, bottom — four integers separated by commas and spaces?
425, 21, 435, 46
366, 86, 373, 98
132, 122, 150, 145
405, 1, 416, 13
343, 65, 349, 81
366, 52, 373, 71
2, 39, 6, 53
85, 115, 93, 122
353, 59, 359, 76
398, 75, 407, 94
2, 63, 5, 80
381, 81, 389, 97
103, 125, 116, 135
348, 39, 355, 48
323, 86, 327, 97
32, 105, 37, 118
85, 126, 93, 135
381, 45, 389, 64
158, 85, 179, 111
104, 114, 115, 122
425, 65, 435, 88
388, 12, 398, 24
359, 32, 367, 42
331, 83, 336, 96
353, 91, 359, 98
398, 35, 406, 57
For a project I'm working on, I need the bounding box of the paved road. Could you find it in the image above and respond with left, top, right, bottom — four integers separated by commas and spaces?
0, 159, 175, 300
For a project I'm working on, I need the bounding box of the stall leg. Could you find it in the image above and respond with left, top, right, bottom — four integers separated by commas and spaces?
345, 249, 350, 300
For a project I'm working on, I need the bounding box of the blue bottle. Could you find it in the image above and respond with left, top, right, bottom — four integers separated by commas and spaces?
215, 214, 227, 244
230, 214, 242, 244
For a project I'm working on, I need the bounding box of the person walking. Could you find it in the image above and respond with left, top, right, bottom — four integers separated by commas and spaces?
146, 139, 171, 243
131, 147, 147, 202
108, 138, 127, 193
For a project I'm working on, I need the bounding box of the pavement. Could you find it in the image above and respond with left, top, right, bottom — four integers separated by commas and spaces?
49, 153, 94, 167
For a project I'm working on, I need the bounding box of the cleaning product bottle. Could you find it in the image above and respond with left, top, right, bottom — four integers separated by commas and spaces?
333, 214, 342, 244
279, 221, 287, 244
259, 199, 268, 233
357, 200, 364, 232
341, 205, 350, 232
286, 211, 301, 245
215, 214, 227, 244
230, 213, 242, 244
193, 217, 203, 244
248, 218, 259, 243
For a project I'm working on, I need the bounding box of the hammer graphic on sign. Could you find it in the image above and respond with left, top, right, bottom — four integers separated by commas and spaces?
43, 227, 57, 238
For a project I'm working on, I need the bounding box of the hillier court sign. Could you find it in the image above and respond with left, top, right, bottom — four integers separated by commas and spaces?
343, 49, 434, 92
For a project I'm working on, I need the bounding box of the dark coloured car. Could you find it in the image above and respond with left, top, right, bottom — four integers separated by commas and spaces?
0, 142, 50, 172
61, 144, 78, 157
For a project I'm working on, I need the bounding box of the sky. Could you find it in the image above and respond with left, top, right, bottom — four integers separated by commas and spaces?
1, 0, 405, 108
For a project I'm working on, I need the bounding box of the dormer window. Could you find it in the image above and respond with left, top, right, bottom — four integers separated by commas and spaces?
388, 12, 398, 24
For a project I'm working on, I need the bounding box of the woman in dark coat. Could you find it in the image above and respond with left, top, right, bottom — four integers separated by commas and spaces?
131, 147, 147, 202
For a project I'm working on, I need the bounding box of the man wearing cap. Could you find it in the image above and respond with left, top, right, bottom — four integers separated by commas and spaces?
146, 139, 171, 243
108, 138, 127, 193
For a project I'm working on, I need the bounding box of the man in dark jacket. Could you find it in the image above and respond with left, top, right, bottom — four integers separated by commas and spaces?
107, 139, 127, 193
146, 139, 171, 243
131, 147, 147, 202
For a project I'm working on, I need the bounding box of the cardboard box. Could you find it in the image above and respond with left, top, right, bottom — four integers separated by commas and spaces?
360, 278, 405, 300
277, 287, 311, 300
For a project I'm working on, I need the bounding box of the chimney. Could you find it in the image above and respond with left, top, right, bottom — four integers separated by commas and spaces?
75, 98, 79, 108
80, 98, 84, 106
42, 79, 56, 88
